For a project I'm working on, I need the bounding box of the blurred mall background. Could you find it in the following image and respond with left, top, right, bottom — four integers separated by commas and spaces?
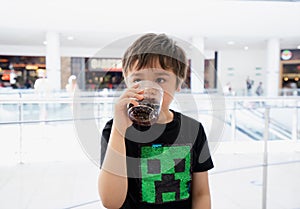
0, 0, 300, 209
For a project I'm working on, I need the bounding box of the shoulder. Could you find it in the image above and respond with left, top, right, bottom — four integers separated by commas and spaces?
172, 110, 205, 135
173, 110, 202, 127
103, 119, 113, 131
101, 119, 114, 141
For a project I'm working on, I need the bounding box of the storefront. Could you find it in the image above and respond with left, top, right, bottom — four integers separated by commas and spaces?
70, 55, 220, 91
84, 58, 124, 90
280, 49, 300, 94
0, 55, 46, 88
0, 55, 217, 91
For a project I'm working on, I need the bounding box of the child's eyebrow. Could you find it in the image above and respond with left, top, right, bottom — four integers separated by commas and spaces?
153, 72, 170, 76
131, 72, 170, 77
131, 72, 143, 77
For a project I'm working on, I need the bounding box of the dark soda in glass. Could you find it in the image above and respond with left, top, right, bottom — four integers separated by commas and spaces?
128, 99, 160, 126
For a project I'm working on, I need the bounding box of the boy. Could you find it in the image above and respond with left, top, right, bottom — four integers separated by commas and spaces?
98, 33, 214, 209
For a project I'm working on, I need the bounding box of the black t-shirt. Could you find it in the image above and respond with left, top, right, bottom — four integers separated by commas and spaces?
100, 110, 214, 209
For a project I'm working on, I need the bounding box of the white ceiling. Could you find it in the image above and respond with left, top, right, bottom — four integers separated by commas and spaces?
0, 0, 300, 51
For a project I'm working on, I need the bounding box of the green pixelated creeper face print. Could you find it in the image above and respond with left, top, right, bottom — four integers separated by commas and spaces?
140, 145, 191, 204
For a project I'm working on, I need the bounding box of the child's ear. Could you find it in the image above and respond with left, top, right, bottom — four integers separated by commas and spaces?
176, 81, 183, 92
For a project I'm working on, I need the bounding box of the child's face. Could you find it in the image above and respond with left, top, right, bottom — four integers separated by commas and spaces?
126, 63, 180, 112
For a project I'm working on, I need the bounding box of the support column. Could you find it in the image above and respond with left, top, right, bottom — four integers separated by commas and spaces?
190, 36, 205, 93
46, 31, 61, 91
266, 38, 280, 97
71, 57, 86, 90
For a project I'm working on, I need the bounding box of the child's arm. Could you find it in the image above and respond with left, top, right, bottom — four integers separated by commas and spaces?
98, 84, 143, 208
192, 171, 212, 209
98, 124, 128, 208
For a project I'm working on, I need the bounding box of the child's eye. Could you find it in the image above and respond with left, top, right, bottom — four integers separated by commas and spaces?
133, 79, 141, 83
156, 78, 166, 84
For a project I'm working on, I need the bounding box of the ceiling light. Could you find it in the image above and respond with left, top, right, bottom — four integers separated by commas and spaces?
297, 45, 300, 49
244, 46, 249, 50
43, 41, 47, 45
67, 36, 74, 40
227, 41, 235, 45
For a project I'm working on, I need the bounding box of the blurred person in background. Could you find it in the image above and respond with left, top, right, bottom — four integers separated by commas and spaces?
24, 79, 33, 89
246, 76, 254, 96
34, 73, 52, 96
255, 81, 265, 107
9, 69, 18, 89
34, 72, 52, 123
223, 82, 233, 96
65, 75, 78, 95
255, 81, 264, 96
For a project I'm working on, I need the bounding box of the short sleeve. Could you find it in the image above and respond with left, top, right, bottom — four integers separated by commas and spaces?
100, 119, 113, 168
192, 123, 214, 172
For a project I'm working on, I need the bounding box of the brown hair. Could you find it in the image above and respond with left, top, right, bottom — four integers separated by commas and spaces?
122, 33, 188, 87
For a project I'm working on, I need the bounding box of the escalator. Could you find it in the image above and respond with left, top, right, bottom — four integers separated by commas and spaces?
229, 102, 296, 141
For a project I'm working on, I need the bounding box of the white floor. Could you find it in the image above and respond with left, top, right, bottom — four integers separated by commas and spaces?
1, 122, 300, 209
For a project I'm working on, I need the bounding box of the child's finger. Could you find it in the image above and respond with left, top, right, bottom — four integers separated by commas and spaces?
126, 99, 139, 109
125, 92, 144, 100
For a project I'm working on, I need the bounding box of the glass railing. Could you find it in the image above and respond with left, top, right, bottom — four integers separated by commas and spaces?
0, 90, 299, 136
1, 90, 299, 158
0, 90, 299, 209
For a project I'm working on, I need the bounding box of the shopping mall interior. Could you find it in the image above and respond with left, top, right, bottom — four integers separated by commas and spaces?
0, 0, 300, 209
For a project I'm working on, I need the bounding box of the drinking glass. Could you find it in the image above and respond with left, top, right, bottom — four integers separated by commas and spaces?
127, 80, 163, 126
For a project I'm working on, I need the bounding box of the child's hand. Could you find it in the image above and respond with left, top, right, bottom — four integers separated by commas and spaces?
112, 83, 144, 136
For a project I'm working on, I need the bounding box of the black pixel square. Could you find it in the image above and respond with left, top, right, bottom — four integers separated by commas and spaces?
174, 159, 185, 173
147, 159, 161, 174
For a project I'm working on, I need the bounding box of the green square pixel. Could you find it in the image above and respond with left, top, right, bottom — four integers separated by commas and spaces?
162, 192, 175, 202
